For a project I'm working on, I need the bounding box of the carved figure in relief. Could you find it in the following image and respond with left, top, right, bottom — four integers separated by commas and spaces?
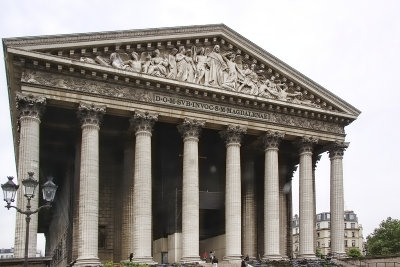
80, 57, 97, 64
110, 52, 133, 71
185, 49, 196, 83
94, 55, 111, 66
261, 76, 302, 101
193, 47, 209, 85
176, 46, 188, 81
127, 52, 142, 73
237, 64, 259, 94
207, 45, 227, 87
167, 48, 178, 79
221, 52, 242, 91
147, 49, 168, 77
140, 52, 152, 73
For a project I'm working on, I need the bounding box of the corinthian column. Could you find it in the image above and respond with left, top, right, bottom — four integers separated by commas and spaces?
14, 93, 46, 258
298, 137, 318, 260
329, 142, 348, 258
177, 118, 205, 263
220, 125, 246, 262
130, 111, 158, 264
75, 103, 105, 266
263, 131, 284, 261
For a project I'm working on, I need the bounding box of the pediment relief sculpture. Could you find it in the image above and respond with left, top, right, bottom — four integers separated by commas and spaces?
79, 44, 320, 108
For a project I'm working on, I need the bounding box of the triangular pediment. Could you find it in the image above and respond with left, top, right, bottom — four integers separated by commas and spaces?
3, 24, 360, 123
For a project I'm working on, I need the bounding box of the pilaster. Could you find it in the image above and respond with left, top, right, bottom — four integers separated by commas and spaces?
14, 93, 46, 258
220, 125, 246, 262
177, 118, 205, 263
242, 153, 257, 260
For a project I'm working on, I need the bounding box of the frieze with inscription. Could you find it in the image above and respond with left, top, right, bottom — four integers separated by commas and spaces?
21, 69, 344, 134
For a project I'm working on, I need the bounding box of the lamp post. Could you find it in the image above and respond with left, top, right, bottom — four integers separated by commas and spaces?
1, 172, 57, 267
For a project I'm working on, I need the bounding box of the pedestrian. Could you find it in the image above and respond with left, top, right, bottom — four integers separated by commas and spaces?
203, 251, 207, 261
212, 256, 218, 267
209, 251, 214, 263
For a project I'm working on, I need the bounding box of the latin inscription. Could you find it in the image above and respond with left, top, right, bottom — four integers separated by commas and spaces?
154, 94, 270, 121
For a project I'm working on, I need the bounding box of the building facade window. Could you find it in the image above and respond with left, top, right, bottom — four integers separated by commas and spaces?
352, 240, 356, 247
351, 223, 355, 229
352, 231, 355, 237
317, 223, 320, 229
345, 240, 348, 247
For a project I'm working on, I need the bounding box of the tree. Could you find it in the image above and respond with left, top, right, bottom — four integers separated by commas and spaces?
347, 247, 362, 258
366, 217, 400, 256
316, 247, 323, 258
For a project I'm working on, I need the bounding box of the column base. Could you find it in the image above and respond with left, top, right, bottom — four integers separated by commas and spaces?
223, 254, 243, 261
74, 257, 101, 266
331, 252, 347, 259
297, 253, 317, 260
262, 254, 283, 261
180, 256, 202, 263
131, 256, 157, 265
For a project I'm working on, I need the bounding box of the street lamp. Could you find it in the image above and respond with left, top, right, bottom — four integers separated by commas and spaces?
1, 172, 57, 267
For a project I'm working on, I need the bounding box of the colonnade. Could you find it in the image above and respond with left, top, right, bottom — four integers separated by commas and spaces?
14, 95, 348, 264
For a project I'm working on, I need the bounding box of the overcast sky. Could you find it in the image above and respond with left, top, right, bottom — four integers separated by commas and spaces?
1, 0, 399, 252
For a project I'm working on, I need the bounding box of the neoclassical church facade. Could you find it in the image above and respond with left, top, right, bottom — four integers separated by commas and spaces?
3, 25, 360, 266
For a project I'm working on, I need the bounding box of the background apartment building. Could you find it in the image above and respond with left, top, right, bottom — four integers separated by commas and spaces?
293, 211, 364, 257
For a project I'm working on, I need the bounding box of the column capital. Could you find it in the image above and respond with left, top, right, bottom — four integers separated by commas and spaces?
263, 130, 284, 150
177, 118, 205, 140
220, 125, 247, 145
16, 92, 46, 120
129, 110, 158, 134
77, 102, 106, 127
297, 136, 318, 154
328, 141, 349, 159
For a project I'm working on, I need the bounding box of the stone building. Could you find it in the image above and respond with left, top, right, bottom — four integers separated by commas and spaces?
2, 24, 360, 266
292, 211, 364, 257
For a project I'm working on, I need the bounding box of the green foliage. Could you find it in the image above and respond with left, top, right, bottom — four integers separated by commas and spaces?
316, 247, 324, 258
366, 217, 400, 256
347, 247, 362, 258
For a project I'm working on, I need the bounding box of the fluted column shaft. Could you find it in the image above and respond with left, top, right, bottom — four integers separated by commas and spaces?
298, 137, 317, 259
263, 131, 284, 260
242, 158, 257, 259
75, 103, 105, 266
329, 142, 348, 257
221, 125, 246, 261
178, 118, 205, 263
130, 111, 158, 263
14, 93, 46, 258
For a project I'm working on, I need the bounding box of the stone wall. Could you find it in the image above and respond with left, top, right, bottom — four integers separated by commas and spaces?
344, 256, 400, 267
199, 234, 226, 262
47, 165, 73, 267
